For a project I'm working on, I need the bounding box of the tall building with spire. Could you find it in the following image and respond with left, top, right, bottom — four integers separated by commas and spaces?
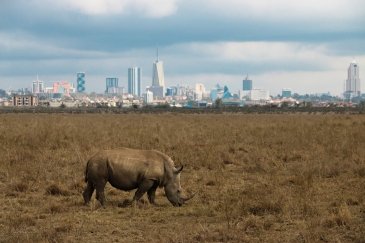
150, 49, 165, 98
152, 49, 165, 88
344, 60, 360, 99
32, 75, 44, 94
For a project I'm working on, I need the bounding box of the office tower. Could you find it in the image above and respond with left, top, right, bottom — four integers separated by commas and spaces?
77, 72, 86, 92
282, 89, 292, 98
166, 86, 177, 96
152, 49, 165, 88
105, 77, 119, 94
195, 83, 205, 100
32, 75, 44, 94
242, 75, 253, 91
128, 67, 141, 97
344, 60, 360, 99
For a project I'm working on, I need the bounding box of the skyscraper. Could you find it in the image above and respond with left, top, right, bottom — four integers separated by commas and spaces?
106, 77, 119, 94
128, 67, 141, 97
152, 49, 165, 88
77, 72, 86, 93
282, 89, 292, 98
32, 75, 44, 94
242, 75, 253, 91
344, 60, 360, 99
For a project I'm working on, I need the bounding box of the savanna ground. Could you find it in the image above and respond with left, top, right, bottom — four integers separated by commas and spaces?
0, 113, 364, 242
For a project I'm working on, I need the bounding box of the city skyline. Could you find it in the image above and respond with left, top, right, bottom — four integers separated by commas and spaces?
0, 1, 364, 95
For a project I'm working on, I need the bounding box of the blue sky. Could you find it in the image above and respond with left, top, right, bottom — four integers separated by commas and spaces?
0, 0, 364, 95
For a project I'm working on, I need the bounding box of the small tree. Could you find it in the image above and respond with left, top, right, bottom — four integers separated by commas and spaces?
215, 98, 223, 108
359, 101, 365, 111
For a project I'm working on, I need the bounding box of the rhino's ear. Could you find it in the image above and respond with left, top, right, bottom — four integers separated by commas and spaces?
174, 165, 184, 174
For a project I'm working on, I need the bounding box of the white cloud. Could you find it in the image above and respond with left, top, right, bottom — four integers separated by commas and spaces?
193, 0, 364, 21
183, 42, 328, 62
172, 41, 365, 71
48, 0, 179, 17
0, 32, 112, 59
170, 41, 344, 70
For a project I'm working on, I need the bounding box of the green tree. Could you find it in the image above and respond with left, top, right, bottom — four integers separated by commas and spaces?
215, 98, 223, 108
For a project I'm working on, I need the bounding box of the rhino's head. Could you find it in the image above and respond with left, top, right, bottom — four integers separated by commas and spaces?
164, 165, 194, 207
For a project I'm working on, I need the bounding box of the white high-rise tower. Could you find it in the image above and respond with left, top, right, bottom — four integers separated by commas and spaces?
152, 48, 165, 88
345, 60, 360, 99
32, 75, 44, 94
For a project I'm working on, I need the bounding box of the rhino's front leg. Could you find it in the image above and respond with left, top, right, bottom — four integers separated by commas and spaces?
131, 179, 155, 204
147, 181, 159, 205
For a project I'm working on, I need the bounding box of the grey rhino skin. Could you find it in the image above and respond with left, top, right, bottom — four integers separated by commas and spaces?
83, 148, 193, 207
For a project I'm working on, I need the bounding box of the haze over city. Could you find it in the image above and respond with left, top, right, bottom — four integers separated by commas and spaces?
0, 0, 364, 95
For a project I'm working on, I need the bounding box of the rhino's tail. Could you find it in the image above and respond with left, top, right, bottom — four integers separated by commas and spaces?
84, 160, 89, 183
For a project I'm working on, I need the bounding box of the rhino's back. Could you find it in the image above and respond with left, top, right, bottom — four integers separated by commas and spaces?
97, 148, 166, 190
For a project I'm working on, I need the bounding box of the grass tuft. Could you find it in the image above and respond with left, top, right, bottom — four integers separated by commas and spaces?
45, 184, 70, 196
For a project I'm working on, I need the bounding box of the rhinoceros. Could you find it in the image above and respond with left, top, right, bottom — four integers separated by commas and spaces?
83, 148, 194, 207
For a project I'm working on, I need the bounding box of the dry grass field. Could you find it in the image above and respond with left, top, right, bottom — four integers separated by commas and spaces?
0, 113, 364, 242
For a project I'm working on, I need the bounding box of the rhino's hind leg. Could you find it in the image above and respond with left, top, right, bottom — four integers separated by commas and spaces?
83, 182, 95, 205
147, 181, 159, 205
95, 180, 107, 207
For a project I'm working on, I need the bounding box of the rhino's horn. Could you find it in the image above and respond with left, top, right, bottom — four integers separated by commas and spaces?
181, 192, 196, 202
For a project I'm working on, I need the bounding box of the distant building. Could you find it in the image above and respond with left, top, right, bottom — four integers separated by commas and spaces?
106, 77, 119, 95
32, 76, 44, 94
152, 49, 165, 88
146, 86, 164, 99
222, 85, 233, 99
151, 49, 165, 97
249, 89, 270, 101
12, 95, 38, 107
166, 86, 177, 96
176, 85, 187, 96
344, 60, 360, 99
195, 83, 205, 100
44, 87, 54, 94
77, 72, 86, 93
210, 84, 224, 101
243, 75, 253, 91
144, 90, 154, 104
52, 81, 75, 96
0, 99, 11, 107
282, 89, 292, 98
128, 67, 141, 96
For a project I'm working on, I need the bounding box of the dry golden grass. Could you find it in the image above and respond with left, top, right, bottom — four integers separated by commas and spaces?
0, 113, 364, 242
